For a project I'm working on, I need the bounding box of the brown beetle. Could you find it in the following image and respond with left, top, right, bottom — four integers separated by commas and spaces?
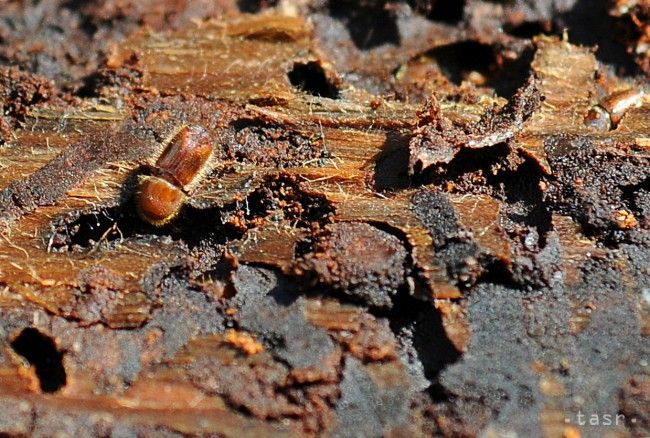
136, 177, 186, 226
585, 88, 646, 131
136, 125, 213, 226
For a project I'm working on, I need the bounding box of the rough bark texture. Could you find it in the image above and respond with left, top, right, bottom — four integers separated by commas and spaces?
0, 1, 648, 437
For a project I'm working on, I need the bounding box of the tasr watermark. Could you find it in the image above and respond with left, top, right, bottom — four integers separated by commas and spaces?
565, 410, 637, 427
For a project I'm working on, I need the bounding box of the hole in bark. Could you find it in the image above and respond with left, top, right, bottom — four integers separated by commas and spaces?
486, 48, 535, 99
425, 41, 495, 85
47, 206, 133, 252
504, 20, 556, 38
11, 328, 67, 393
329, 2, 401, 49
46, 168, 242, 251
47, 203, 241, 252
559, 0, 640, 75
288, 61, 340, 99
48, 175, 334, 251
501, 157, 552, 243
374, 132, 412, 191
415, 143, 511, 188
410, 0, 465, 23
387, 292, 462, 386
237, 0, 278, 13
622, 178, 650, 221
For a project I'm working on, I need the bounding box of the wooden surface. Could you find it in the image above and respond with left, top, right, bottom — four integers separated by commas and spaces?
0, 9, 648, 437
